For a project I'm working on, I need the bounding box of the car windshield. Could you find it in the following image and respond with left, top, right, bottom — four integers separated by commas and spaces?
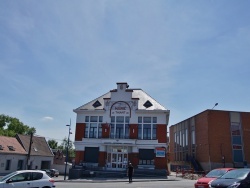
0, 171, 18, 182
206, 169, 227, 178
220, 169, 249, 180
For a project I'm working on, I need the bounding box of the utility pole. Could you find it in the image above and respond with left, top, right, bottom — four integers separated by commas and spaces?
64, 120, 72, 180
27, 133, 33, 170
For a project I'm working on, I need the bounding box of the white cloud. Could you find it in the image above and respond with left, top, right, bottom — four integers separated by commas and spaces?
41, 116, 54, 122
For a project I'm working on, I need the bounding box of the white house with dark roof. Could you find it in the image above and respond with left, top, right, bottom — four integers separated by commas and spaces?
16, 134, 54, 170
73, 82, 170, 171
0, 136, 27, 175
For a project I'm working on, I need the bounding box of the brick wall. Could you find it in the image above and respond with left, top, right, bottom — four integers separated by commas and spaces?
101, 123, 110, 138
170, 110, 250, 170
169, 126, 175, 162
98, 151, 106, 167
195, 111, 209, 162
129, 124, 138, 139
207, 110, 232, 163
241, 112, 250, 163
195, 111, 233, 164
154, 156, 167, 169
75, 123, 85, 141
157, 124, 167, 143
75, 151, 84, 164
128, 153, 139, 167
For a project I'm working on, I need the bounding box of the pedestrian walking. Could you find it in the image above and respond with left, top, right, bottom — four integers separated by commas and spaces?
127, 162, 134, 183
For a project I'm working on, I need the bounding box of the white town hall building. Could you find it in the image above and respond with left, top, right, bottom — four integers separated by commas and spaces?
73, 82, 170, 171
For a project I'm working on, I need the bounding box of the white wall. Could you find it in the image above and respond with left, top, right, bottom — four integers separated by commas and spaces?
28, 156, 53, 170
0, 154, 26, 175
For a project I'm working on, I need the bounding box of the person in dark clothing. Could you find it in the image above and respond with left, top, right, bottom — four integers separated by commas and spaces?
127, 162, 134, 183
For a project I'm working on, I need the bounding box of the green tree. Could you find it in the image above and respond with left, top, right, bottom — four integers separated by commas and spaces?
0, 114, 36, 137
48, 139, 58, 149
59, 137, 75, 158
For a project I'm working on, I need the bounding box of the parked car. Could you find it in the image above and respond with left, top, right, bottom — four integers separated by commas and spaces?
41, 169, 51, 176
50, 169, 59, 177
41, 169, 59, 177
195, 168, 234, 188
0, 170, 56, 188
210, 168, 250, 188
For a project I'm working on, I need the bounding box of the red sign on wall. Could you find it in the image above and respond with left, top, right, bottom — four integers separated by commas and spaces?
156, 147, 165, 158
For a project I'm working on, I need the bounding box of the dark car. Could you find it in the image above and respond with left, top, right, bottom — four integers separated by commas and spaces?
41, 169, 59, 177
194, 168, 234, 188
50, 169, 59, 177
210, 168, 250, 188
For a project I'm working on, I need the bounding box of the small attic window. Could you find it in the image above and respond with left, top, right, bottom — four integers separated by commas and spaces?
92, 100, 102, 108
0, 145, 3, 150
34, 147, 38, 152
143, 100, 153, 108
8, 146, 15, 151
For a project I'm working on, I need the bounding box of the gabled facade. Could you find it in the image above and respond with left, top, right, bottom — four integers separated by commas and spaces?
52, 149, 65, 165
0, 136, 27, 175
169, 110, 250, 172
73, 82, 170, 171
16, 134, 54, 170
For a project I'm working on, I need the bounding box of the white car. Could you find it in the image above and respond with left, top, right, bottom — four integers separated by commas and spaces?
0, 170, 56, 188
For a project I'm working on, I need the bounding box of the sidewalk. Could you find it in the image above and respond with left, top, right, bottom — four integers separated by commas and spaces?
54, 172, 183, 183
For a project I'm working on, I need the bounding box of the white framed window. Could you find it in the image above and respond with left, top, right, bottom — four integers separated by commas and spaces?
191, 130, 195, 145
138, 116, 157, 140
185, 129, 188, 146
182, 131, 185, 147
85, 116, 103, 138
110, 116, 130, 139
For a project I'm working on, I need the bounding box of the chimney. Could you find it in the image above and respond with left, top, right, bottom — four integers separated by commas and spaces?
117, 82, 129, 91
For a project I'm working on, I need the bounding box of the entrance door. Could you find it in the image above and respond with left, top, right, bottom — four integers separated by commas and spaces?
106, 146, 128, 170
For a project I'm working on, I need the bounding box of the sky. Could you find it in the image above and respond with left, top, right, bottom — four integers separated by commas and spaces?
0, 1, 250, 144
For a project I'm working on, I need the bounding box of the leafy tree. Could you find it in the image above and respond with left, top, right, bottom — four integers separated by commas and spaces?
0, 114, 36, 137
59, 137, 75, 158
48, 139, 58, 149
26, 127, 36, 135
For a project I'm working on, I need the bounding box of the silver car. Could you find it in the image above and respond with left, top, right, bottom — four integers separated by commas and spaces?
0, 170, 56, 188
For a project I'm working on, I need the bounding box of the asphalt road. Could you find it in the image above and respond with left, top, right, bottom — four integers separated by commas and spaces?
55, 179, 196, 188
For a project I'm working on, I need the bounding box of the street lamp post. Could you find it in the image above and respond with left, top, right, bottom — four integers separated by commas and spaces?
212, 103, 218, 109
64, 122, 72, 180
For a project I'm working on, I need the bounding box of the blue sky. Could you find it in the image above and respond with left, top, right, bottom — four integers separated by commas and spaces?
0, 1, 249, 144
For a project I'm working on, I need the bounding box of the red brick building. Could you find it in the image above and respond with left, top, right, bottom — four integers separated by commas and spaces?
169, 110, 250, 172
73, 82, 170, 171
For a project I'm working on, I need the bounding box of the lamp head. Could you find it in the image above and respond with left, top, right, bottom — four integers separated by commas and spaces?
212, 103, 219, 109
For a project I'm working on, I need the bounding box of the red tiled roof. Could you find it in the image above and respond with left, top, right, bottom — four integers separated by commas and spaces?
0, 136, 27, 154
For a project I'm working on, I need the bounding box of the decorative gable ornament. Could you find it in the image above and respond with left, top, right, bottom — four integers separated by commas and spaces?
93, 100, 102, 108
143, 100, 153, 108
